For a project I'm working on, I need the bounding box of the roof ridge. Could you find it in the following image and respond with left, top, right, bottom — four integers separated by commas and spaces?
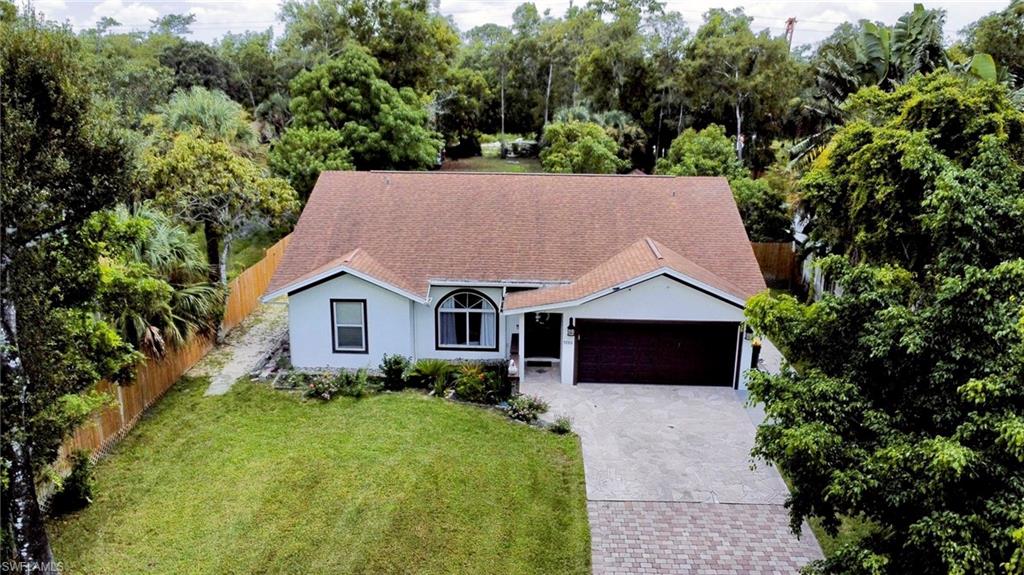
341, 247, 361, 263
643, 237, 664, 260
647, 239, 752, 298
362, 170, 680, 178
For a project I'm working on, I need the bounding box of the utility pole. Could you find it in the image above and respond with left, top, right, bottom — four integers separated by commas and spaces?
785, 17, 797, 49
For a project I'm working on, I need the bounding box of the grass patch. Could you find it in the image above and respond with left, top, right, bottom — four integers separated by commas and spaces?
227, 228, 287, 280
777, 472, 874, 557
50, 377, 590, 575
442, 156, 543, 173
808, 514, 875, 557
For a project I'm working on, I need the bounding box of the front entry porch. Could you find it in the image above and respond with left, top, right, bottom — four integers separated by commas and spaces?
512, 312, 562, 384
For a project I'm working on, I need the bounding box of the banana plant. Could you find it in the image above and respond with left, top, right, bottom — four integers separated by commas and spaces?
792, 4, 1001, 168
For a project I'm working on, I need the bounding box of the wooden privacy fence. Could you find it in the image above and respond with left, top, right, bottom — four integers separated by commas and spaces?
223, 234, 291, 332
751, 241, 797, 289
50, 234, 291, 481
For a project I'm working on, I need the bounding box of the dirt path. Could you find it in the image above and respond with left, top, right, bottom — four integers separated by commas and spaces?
189, 303, 288, 396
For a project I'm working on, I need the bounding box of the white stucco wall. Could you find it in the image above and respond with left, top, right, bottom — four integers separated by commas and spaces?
529, 275, 751, 387
412, 286, 506, 362
288, 272, 754, 387
288, 273, 413, 369
288, 277, 506, 369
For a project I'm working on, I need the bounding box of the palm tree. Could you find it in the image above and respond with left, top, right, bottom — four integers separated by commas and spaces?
157, 86, 259, 155
792, 5, 950, 168
99, 204, 224, 356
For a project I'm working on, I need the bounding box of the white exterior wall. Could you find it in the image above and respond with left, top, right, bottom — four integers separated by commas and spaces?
288, 277, 507, 369
412, 286, 506, 362
534, 275, 750, 388
288, 273, 413, 369
288, 273, 754, 387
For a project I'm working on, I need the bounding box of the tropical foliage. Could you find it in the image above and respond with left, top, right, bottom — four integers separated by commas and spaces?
1, 17, 140, 568
286, 44, 441, 170
800, 72, 1024, 272
656, 125, 791, 241
3, 0, 1023, 569
539, 121, 625, 174
746, 72, 1024, 574
88, 205, 224, 356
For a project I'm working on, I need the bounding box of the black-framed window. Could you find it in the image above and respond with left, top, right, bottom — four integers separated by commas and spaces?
331, 299, 367, 353
435, 290, 498, 351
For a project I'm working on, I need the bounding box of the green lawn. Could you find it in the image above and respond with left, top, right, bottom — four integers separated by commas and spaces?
441, 156, 543, 173
226, 228, 287, 281
809, 514, 875, 557
50, 377, 590, 575
778, 473, 874, 557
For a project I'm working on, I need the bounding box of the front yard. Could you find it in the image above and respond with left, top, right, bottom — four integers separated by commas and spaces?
50, 376, 590, 574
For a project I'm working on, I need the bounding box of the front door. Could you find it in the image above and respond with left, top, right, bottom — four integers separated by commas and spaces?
524, 312, 562, 362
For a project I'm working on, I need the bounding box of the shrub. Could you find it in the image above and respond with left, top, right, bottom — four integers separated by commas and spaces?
454, 363, 489, 403
506, 394, 549, 423
410, 358, 453, 394
379, 354, 411, 391
478, 360, 513, 403
282, 370, 311, 389
299, 370, 370, 400
334, 369, 369, 398
49, 450, 95, 516
301, 372, 337, 400
540, 121, 625, 174
275, 354, 292, 371
549, 415, 573, 435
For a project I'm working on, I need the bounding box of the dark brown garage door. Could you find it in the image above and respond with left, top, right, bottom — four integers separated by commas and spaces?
575, 320, 739, 386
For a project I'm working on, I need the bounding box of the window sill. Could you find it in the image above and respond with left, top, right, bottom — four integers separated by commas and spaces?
435, 345, 500, 352
333, 348, 369, 354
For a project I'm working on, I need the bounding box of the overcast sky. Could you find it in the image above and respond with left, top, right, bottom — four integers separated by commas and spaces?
29, 0, 1012, 46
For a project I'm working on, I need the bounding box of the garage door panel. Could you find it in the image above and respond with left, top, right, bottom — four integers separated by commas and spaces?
576, 320, 738, 386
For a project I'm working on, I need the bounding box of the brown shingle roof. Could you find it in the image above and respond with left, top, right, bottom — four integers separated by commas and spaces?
503, 237, 750, 310
265, 172, 766, 302
282, 247, 423, 299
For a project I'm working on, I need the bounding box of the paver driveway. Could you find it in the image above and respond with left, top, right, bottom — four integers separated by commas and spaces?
521, 371, 822, 574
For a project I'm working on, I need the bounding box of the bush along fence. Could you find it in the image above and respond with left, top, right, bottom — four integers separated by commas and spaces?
44, 234, 292, 495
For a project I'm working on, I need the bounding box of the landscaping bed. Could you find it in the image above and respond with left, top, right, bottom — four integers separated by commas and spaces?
49, 376, 591, 574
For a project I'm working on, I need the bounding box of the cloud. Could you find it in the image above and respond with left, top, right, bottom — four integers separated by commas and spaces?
40, 0, 1010, 44
86, 0, 160, 30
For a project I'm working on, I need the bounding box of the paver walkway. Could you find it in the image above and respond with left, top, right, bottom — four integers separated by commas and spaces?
521, 367, 822, 574
590, 501, 820, 574
190, 303, 288, 395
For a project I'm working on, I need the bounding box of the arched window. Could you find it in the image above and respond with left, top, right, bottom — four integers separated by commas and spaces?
436, 290, 498, 350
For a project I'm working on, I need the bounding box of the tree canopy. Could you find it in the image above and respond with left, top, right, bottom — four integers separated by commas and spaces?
655, 124, 745, 178
278, 0, 459, 93
656, 124, 790, 241
1, 17, 140, 570
269, 127, 354, 200
961, 0, 1024, 87
146, 133, 299, 285
801, 72, 1024, 273
746, 72, 1024, 574
539, 121, 625, 174
287, 43, 441, 170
